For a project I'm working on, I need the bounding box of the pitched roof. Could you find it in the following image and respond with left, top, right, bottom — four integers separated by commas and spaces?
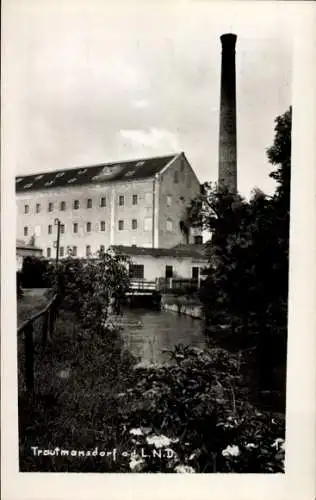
16, 239, 42, 252
111, 244, 207, 260
15, 154, 178, 193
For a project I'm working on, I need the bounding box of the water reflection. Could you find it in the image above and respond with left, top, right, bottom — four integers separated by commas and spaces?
121, 308, 206, 365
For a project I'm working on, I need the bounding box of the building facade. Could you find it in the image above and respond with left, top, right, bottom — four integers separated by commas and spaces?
16, 152, 202, 259
112, 244, 207, 282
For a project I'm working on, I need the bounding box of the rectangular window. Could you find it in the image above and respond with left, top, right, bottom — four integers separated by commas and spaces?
48, 202, 53, 212
144, 217, 152, 232
166, 195, 172, 206
86, 222, 91, 232
166, 219, 173, 232
73, 223, 78, 233
132, 219, 137, 230
72, 246, 77, 257
36, 203, 41, 213
59, 246, 64, 257
118, 220, 124, 230
24, 205, 29, 214
119, 195, 124, 206
100, 197, 106, 207
86, 245, 91, 257
129, 264, 144, 279
174, 171, 179, 183
194, 235, 203, 244
47, 248, 51, 258
60, 201, 66, 211
23, 226, 28, 236
100, 221, 106, 232
192, 267, 199, 279
165, 265, 173, 279
87, 198, 92, 209
60, 224, 65, 234
73, 200, 79, 210
132, 194, 138, 205
48, 224, 52, 234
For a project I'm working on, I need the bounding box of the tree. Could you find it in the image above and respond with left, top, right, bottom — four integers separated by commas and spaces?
190, 107, 291, 399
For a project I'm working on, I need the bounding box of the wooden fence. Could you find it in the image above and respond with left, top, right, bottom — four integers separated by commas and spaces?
17, 293, 60, 392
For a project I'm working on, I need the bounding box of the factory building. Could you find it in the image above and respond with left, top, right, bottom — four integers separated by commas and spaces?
16, 152, 202, 259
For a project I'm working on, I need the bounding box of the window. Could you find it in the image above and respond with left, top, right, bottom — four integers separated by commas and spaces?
132, 194, 138, 205
72, 246, 77, 257
132, 219, 137, 230
119, 195, 124, 206
100, 197, 106, 207
60, 201, 66, 211
86, 222, 91, 232
118, 220, 124, 230
174, 171, 179, 183
166, 195, 172, 206
36, 203, 41, 213
60, 246, 64, 257
166, 219, 173, 232
194, 235, 203, 244
100, 221, 106, 232
144, 217, 152, 232
192, 267, 199, 280
73, 200, 79, 210
23, 226, 28, 236
60, 224, 65, 234
87, 198, 92, 209
24, 205, 29, 214
48, 202, 53, 212
129, 264, 144, 279
86, 245, 91, 257
165, 265, 173, 279
73, 223, 78, 233
47, 248, 51, 258
48, 224, 52, 234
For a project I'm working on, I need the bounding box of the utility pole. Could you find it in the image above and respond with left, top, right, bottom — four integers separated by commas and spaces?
54, 218, 61, 266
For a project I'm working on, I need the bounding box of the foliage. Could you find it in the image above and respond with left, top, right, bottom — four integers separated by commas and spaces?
115, 345, 285, 473
46, 250, 130, 332
20, 256, 50, 288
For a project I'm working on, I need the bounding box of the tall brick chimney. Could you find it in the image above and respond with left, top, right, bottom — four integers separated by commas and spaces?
218, 33, 237, 194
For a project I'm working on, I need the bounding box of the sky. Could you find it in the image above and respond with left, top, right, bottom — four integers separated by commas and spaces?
4, 0, 294, 197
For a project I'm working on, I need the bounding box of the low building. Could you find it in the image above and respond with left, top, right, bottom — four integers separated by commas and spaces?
112, 244, 208, 283
16, 239, 43, 271
16, 152, 202, 258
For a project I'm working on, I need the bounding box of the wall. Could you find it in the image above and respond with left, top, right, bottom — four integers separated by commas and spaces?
127, 254, 207, 281
16, 178, 155, 258
157, 153, 201, 248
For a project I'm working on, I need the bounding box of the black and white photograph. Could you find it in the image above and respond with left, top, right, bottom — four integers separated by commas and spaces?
1, 0, 316, 497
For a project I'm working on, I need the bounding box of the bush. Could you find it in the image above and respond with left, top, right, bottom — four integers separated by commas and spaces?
114, 345, 285, 473
21, 257, 50, 288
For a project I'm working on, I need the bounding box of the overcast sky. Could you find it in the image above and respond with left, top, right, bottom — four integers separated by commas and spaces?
5, 0, 294, 197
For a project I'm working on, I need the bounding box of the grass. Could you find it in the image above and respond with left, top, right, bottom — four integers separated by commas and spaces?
17, 290, 50, 326
18, 310, 137, 472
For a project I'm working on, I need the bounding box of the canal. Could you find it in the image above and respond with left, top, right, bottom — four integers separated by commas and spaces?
120, 308, 206, 366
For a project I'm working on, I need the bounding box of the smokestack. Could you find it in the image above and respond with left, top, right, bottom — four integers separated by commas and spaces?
218, 33, 237, 194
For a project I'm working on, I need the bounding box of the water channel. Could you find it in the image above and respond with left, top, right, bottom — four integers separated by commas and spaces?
120, 308, 206, 366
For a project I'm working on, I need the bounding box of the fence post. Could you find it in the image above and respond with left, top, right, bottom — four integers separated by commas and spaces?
42, 310, 49, 346
24, 322, 34, 392
48, 303, 55, 342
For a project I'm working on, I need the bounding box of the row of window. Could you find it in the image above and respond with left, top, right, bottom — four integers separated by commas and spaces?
23, 218, 175, 237
23, 193, 151, 214
47, 244, 107, 258
128, 264, 200, 279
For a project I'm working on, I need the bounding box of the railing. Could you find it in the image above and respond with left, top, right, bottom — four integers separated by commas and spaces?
129, 280, 157, 291
17, 293, 60, 392
128, 278, 201, 294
